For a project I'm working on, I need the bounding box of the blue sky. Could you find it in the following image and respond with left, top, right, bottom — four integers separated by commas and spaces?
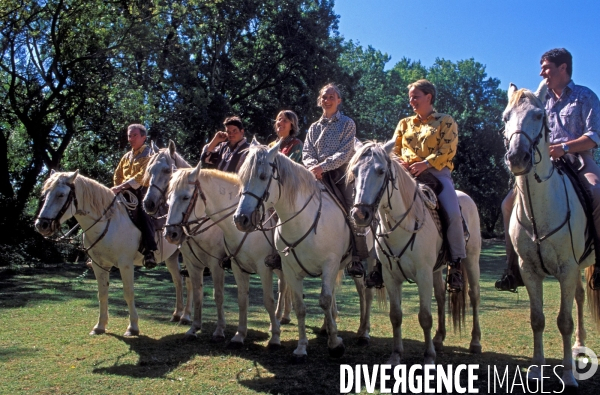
334, 0, 600, 95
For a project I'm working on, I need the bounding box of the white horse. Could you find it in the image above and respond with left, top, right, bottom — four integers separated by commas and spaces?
233, 141, 375, 361
34, 170, 179, 336
503, 82, 600, 388
347, 141, 482, 366
142, 140, 227, 340
164, 165, 290, 348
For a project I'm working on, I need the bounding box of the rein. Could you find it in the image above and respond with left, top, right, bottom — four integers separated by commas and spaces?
505, 117, 554, 183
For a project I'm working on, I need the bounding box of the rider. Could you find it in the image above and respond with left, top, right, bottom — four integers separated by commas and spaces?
201, 116, 250, 173
496, 48, 600, 291
269, 110, 303, 163
112, 124, 157, 268
303, 83, 369, 277
378, 79, 465, 292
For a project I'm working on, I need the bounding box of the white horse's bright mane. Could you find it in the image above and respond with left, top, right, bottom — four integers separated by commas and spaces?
238, 144, 318, 208
505, 88, 544, 113
42, 172, 116, 218
168, 167, 240, 197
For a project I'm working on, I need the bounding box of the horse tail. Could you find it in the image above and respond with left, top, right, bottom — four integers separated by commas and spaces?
449, 264, 468, 333
336, 269, 344, 288
585, 266, 600, 330
375, 286, 388, 311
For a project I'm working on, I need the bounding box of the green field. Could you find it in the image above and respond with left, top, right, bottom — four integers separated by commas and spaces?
1, 240, 599, 394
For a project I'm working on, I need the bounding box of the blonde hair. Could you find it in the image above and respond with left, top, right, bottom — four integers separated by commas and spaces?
407, 79, 436, 106
317, 83, 342, 107
274, 110, 299, 136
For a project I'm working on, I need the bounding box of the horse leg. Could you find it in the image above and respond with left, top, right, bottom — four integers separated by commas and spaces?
259, 266, 281, 348
320, 265, 344, 358
90, 264, 110, 335
288, 274, 308, 362
119, 263, 140, 336
573, 273, 586, 350
417, 275, 436, 365
463, 254, 482, 354
353, 273, 373, 345
523, 272, 546, 380
230, 269, 250, 347
557, 272, 578, 388
210, 261, 226, 342
164, 251, 185, 323
432, 270, 446, 352
386, 280, 404, 366
275, 270, 291, 325
183, 261, 204, 340
281, 278, 293, 325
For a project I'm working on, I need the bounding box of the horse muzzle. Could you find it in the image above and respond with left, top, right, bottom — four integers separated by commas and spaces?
233, 212, 257, 233
505, 148, 532, 176
351, 205, 374, 227
34, 218, 57, 237
164, 225, 184, 245
143, 196, 158, 216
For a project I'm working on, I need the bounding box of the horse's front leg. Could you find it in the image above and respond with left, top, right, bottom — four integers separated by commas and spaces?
183, 258, 204, 340
286, 270, 308, 362
230, 268, 250, 348
258, 265, 281, 348
90, 263, 110, 335
275, 270, 292, 325
463, 253, 482, 354
557, 270, 578, 388
573, 272, 586, 350
523, 266, 546, 381
416, 272, 436, 365
210, 260, 226, 342
164, 251, 187, 323
432, 269, 446, 352
353, 267, 373, 346
119, 262, 139, 336
386, 278, 404, 366
321, 263, 345, 358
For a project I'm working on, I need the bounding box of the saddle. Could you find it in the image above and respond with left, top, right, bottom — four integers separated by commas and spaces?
416, 171, 469, 270
554, 154, 595, 264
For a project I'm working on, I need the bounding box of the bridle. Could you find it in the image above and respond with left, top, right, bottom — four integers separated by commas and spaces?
241, 160, 282, 229
37, 183, 78, 232
351, 154, 397, 219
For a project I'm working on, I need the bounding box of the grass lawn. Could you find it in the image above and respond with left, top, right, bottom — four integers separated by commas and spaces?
1, 239, 599, 394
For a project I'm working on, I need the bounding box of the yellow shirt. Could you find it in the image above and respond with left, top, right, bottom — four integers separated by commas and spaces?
392, 113, 458, 171
113, 144, 152, 188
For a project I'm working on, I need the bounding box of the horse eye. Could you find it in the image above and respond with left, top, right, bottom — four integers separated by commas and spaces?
163, 168, 171, 173
259, 173, 267, 181
376, 168, 385, 176
535, 113, 543, 120
58, 193, 65, 198
182, 196, 190, 201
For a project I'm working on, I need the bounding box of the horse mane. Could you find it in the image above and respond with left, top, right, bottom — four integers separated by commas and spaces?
238, 144, 318, 208
43, 172, 117, 218
168, 167, 240, 197
507, 88, 544, 110
143, 148, 191, 185
347, 141, 423, 223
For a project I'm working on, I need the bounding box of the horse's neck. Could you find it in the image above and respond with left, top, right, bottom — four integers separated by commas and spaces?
73, 184, 125, 231
200, 175, 240, 236
381, 166, 420, 228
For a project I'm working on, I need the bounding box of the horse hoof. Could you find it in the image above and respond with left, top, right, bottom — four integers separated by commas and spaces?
434, 342, 444, 353
319, 328, 328, 336
180, 318, 192, 326
469, 344, 482, 354
89, 328, 105, 336
280, 317, 291, 325
211, 335, 226, 343
170, 315, 180, 323
328, 343, 345, 358
183, 333, 197, 341
124, 329, 139, 337
227, 341, 244, 350
356, 337, 370, 346
267, 343, 282, 351
291, 354, 308, 364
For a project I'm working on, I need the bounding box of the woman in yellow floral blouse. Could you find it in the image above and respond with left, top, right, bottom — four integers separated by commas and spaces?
393, 79, 465, 292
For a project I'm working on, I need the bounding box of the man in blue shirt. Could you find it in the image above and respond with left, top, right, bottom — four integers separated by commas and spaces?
497, 48, 600, 291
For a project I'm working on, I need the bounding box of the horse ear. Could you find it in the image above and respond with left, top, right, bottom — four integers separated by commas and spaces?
508, 83, 517, 100
267, 140, 280, 162
50, 169, 56, 176
383, 139, 396, 155
190, 161, 201, 180
67, 170, 79, 184
534, 80, 547, 101
150, 140, 159, 154
168, 139, 176, 157
251, 136, 260, 146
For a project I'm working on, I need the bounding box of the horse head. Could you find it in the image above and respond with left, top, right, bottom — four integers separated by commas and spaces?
234, 138, 280, 232
503, 81, 548, 175
348, 140, 396, 227
35, 170, 79, 236
143, 140, 181, 215
164, 162, 205, 245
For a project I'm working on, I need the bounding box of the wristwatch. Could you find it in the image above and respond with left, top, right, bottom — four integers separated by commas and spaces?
561, 143, 570, 153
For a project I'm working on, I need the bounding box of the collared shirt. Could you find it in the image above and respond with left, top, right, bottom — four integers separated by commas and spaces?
544, 80, 600, 147
268, 136, 304, 164
392, 112, 458, 171
302, 111, 356, 172
201, 137, 249, 173
114, 144, 152, 189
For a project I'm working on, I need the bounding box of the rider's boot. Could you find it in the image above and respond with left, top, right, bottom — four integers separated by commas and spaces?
144, 250, 157, 269
495, 242, 524, 292
346, 256, 366, 277
446, 258, 463, 293
365, 260, 384, 289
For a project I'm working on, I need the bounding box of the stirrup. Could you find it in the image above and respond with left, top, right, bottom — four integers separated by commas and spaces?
346, 259, 365, 278
144, 251, 157, 269
446, 267, 463, 293
495, 270, 522, 293
589, 268, 600, 291
264, 253, 282, 270
179, 267, 189, 277
365, 270, 384, 289
220, 257, 232, 272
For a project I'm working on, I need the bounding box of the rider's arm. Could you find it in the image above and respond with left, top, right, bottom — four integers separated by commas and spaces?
302, 124, 320, 168
318, 118, 356, 172
425, 115, 458, 170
